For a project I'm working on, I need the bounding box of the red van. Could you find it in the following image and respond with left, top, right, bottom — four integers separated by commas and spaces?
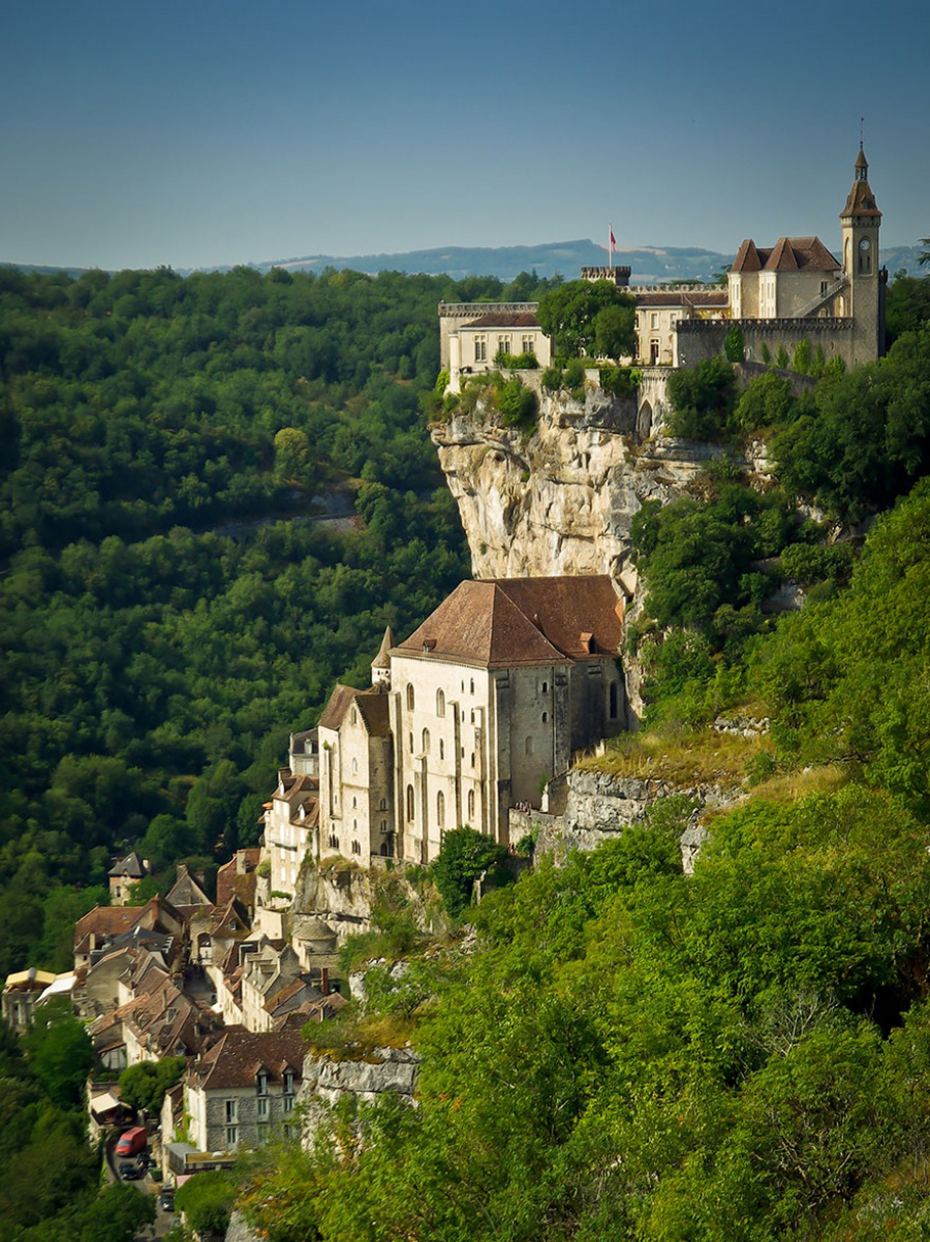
115, 1126, 147, 1158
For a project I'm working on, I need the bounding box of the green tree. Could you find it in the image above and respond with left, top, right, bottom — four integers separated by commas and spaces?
118, 1056, 185, 1114
430, 827, 508, 917
724, 323, 745, 362
537, 280, 635, 358
24, 998, 93, 1109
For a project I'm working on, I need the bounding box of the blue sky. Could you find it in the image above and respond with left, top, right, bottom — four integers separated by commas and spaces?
1, 0, 927, 270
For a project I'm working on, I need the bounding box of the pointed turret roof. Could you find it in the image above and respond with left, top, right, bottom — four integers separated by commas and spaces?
842, 146, 881, 219
371, 626, 394, 670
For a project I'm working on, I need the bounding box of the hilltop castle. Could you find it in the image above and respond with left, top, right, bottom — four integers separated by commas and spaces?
440, 146, 886, 386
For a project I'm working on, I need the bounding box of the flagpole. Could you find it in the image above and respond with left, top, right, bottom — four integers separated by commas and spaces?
609, 223, 613, 271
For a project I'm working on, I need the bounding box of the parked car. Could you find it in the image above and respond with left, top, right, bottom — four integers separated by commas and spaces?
159, 1188, 175, 1211
118, 1160, 143, 1180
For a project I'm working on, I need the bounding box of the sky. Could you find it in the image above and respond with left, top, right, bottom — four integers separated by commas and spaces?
1, 0, 928, 271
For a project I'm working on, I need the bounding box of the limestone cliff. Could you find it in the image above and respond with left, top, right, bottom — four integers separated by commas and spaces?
433, 383, 734, 586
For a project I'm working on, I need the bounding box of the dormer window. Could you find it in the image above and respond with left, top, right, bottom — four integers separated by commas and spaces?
257, 1071, 268, 1096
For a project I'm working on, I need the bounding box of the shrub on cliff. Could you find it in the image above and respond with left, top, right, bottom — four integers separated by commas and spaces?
665, 356, 737, 440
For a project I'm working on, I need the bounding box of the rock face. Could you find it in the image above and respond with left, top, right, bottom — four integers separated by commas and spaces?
433, 386, 728, 583
536, 768, 742, 873
299, 1045, 421, 1144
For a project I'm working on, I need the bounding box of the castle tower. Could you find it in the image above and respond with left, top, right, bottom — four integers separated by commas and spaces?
840, 145, 885, 361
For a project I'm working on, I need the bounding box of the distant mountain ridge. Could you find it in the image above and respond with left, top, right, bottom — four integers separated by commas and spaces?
4, 241, 925, 284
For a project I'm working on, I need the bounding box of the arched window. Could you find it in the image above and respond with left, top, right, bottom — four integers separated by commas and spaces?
542, 711, 549, 724
350, 707, 357, 725
470, 678, 475, 694
406, 684, 415, 711
467, 789, 475, 820
351, 759, 358, 775
439, 738, 445, 760
380, 819, 387, 831
609, 681, 619, 720
525, 735, 534, 755
437, 790, 445, 828
436, 689, 445, 717
541, 680, 548, 694
406, 785, 415, 821
422, 728, 430, 754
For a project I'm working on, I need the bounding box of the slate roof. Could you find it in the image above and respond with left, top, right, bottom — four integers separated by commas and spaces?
371, 626, 395, 670
731, 236, 840, 273
108, 851, 148, 880
393, 576, 624, 670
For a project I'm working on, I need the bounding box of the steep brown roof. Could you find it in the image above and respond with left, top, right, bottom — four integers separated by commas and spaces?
74, 906, 143, 955
318, 683, 360, 731
189, 1027, 305, 1091
842, 180, 882, 218
495, 577, 625, 658
393, 576, 624, 670
731, 239, 763, 273
462, 311, 541, 329
216, 850, 262, 910
354, 692, 391, 737
732, 236, 840, 274
318, 684, 390, 736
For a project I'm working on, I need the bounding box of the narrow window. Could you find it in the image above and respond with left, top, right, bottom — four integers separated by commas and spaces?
609, 682, 619, 720
437, 791, 445, 828
406, 785, 415, 821
542, 711, 549, 723
422, 728, 430, 753
525, 736, 534, 755
467, 789, 475, 820
406, 684, 415, 711
439, 738, 445, 760
436, 689, 445, 717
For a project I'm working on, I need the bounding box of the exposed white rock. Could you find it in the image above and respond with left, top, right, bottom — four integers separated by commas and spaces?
433, 390, 739, 582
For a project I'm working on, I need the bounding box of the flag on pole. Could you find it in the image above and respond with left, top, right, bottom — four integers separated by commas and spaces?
609, 227, 617, 251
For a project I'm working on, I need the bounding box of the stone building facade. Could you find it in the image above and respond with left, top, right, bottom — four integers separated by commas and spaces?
314, 576, 626, 869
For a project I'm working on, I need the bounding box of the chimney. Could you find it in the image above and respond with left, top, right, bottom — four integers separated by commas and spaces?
176, 863, 188, 881
236, 851, 247, 876
320, 967, 330, 996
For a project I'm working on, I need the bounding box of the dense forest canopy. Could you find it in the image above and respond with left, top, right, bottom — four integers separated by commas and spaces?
0, 263, 557, 973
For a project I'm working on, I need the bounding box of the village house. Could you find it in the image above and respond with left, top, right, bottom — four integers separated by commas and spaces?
185, 1026, 305, 1152
108, 850, 151, 906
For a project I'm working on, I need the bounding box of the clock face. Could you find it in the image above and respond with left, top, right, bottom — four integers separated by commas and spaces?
859, 238, 871, 252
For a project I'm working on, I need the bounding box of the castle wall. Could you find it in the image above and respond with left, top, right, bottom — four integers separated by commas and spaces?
676, 317, 856, 369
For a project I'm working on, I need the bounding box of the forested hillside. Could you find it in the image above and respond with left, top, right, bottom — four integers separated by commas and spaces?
0, 264, 552, 973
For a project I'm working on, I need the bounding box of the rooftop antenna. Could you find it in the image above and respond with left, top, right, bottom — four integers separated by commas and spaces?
860, 115, 865, 150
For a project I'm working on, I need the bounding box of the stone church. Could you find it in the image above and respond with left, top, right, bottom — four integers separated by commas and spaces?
315, 575, 626, 868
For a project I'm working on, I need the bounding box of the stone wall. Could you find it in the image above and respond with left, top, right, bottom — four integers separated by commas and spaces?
535, 768, 742, 873
676, 317, 856, 370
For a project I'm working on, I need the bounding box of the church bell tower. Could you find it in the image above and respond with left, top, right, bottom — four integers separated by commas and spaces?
840, 145, 885, 361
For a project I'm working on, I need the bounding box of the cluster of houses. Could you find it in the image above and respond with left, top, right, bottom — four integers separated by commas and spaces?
6, 848, 346, 1173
